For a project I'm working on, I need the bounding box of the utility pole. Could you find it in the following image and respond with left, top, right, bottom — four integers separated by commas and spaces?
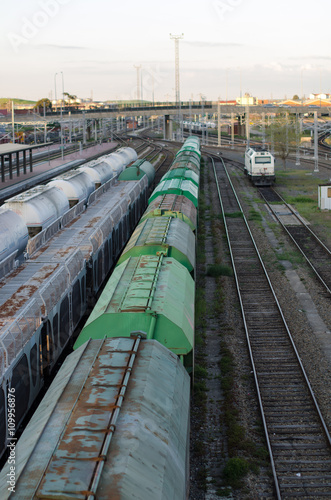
134, 65, 141, 102
313, 111, 319, 172
11, 101, 15, 143
170, 33, 184, 141
217, 101, 221, 147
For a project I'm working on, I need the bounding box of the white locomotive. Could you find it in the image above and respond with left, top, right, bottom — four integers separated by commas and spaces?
244, 147, 275, 186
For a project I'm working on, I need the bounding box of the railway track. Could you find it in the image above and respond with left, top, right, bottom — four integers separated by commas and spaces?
210, 154, 331, 498
259, 187, 331, 295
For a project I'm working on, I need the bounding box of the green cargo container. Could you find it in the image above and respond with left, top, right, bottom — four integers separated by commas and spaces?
170, 158, 200, 175
149, 178, 199, 207
117, 216, 195, 272
118, 159, 155, 186
75, 255, 195, 368
184, 136, 200, 148
140, 194, 197, 232
175, 150, 201, 165
161, 168, 199, 187
176, 145, 201, 158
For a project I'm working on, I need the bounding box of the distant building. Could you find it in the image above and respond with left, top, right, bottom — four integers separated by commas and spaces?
278, 99, 301, 107
236, 93, 258, 105
218, 100, 237, 106
304, 98, 331, 107
309, 93, 331, 100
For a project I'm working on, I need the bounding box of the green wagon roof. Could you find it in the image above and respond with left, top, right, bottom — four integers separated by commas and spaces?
176, 145, 201, 158
75, 255, 195, 356
170, 158, 200, 174
161, 168, 199, 187
118, 160, 155, 186
117, 216, 195, 272
140, 194, 197, 232
175, 150, 201, 164
149, 178, 199, 207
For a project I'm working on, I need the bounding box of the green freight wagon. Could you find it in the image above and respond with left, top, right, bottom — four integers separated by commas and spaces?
161, 167, 199, 187
149, 178, 199, 207
140, 194, 197, 232
117, 216, 195, 273
118, 159, 155, 186
75, 254, 195, 370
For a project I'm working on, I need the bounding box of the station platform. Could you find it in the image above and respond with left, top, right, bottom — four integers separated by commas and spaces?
0, 141, 118, 202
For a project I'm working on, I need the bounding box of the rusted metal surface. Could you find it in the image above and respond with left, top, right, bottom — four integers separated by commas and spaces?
76, 255, 195, 356
0, 177, 146, 379
141, 194, 197, 232
0, 338, 190, 500
118, 217, 195, 272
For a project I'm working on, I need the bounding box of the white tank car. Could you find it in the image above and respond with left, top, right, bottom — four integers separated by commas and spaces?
77, 162, 115, 190
4, 185, 69, 237
244, 147, 275, 186
47, 170, 95, 207
103, 147, 138, 176
0, 207, 28, 269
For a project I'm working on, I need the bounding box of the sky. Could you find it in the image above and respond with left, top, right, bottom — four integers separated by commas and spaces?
1, 0, 331, 103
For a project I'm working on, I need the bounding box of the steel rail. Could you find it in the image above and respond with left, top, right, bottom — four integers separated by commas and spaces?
259, 187, 331, 296
208, 152, 331, 499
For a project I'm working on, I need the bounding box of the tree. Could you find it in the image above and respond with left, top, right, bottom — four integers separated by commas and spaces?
34, 98, 52, 113
63, 92, 79, 107
268, 114, 299, 170
292, 94, 300, 100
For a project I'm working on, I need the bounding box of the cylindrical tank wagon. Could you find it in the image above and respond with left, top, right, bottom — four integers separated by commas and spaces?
47, 170, 95, 207
4, 185, 69, 237
77, 162, 114, 190
0, 207, 28, 270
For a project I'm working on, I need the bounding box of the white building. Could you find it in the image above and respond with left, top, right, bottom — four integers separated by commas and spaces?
318, 184, 331, 210
309, 93, 331, 100
236, 93, 258, 106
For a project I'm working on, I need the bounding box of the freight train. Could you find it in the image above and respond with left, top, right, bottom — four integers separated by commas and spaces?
244, 146, 275, 186
0, 136, 201, 499
0, 148, 157, 461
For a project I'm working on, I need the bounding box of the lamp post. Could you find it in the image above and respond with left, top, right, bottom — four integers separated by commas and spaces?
54, 72, 57, 113
60, 71, 64, 108
170, 33, 184, 141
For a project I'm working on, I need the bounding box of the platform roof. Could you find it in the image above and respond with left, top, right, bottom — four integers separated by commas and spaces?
0, 143, 51, 155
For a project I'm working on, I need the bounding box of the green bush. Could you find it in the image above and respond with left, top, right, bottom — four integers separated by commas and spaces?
223, 457, 249, 487
206, 264, 233, 277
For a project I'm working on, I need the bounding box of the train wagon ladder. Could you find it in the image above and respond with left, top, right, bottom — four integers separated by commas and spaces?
35, 334, 143, 499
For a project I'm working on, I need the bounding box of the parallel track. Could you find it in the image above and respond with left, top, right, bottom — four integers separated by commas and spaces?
210, 154, 331, 499
259, 187, 331, 296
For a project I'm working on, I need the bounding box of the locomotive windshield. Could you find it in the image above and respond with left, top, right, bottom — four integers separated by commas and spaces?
255, 157, 271, 163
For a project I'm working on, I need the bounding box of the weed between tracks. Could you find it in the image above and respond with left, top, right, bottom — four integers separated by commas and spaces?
191, 157, 269, 498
